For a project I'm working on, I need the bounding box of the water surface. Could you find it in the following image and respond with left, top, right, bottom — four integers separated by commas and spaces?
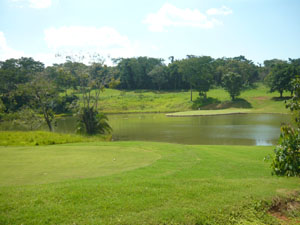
55, 113, 290, 146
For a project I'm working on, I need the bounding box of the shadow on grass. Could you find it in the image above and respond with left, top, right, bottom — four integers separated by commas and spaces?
192, 97, 221, 110
272, 96, 292, 101
195, 98, 253, 110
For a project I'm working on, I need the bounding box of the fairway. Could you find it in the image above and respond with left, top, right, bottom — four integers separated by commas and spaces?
0, 141, 299, 224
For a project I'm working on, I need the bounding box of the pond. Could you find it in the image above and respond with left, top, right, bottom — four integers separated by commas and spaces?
55, 113, 290, 146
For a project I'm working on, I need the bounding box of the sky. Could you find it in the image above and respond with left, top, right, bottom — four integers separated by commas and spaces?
0, 0, 300, 66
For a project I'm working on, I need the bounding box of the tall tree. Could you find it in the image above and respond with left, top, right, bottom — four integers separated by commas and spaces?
220, 56, 259, 87
266, 61, 294, 97
179, 56, 213, 101
75, 62, 112, 135
148, 65, 168, 91
20, 73, 58, 132
222, 72, 243, 100
0, 57, 45, 112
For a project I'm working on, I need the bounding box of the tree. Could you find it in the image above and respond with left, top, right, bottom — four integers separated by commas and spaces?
265, 61, 293, 98
0, 57, 45, 112
115, 57, 163, 90
20, 73, 59, 132
76, 108, 111, 135
12, 107, 43, 131
45, 66, 76, 93
0, 99, 5, 121
75, 62, 112, 135
148, 65, 167, 91
168, 61, 183, 90
271, 78, 300, 176
220, 56, 259, 87
222, 72, 243, 101
179, 56, 213, 101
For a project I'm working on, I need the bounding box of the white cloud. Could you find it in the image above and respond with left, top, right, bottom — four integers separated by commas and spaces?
143, 3, 232, 32
0, 32, 25, 60
206, 6, 233, 16
44, 26, 139, 59
10, 0, 52, 9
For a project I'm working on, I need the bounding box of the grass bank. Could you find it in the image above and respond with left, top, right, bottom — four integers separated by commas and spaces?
166, 108, 251, 117
76, 83, 290, 114
0, 141, 299, 224
0, 131, 110, 146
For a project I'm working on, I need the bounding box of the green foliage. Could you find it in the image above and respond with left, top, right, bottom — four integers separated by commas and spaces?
222, 72, 243, 100
179, 56, 214, 100
271, 78, 300, 177
53, 94, 78, 114
271, 125, 300, 176
76, 107, 112, 135
22, 74, 59, 132
0, 131, 110, 146
148, 65, 168, 90
220, 56, 259, 87
0, 99, 5, 120
0, 57, 45, 112
265, 61, 294, 97
192, 97, 220, 110
11, 107, 43, 130
115, 57, 163, 89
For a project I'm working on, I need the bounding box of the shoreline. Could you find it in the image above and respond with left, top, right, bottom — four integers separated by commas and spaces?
166, 110, 289, 117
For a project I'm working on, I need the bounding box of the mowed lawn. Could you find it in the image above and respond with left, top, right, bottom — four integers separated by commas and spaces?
0, 141, 299, 224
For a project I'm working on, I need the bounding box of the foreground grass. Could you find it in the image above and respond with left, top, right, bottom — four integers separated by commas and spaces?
0, 141, 299, 224
0, 131, 110, 146
76, 83, 290, 114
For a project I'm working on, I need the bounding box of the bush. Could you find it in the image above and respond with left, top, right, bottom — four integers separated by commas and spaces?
192, 97, 220, 110
76, 107, 112, 135
271, 125, 300, 176
271, 78, 300, 177
53, 94, 78, 114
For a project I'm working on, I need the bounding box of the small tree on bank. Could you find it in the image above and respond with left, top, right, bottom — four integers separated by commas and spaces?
222, 72, 243, 101
75, 62, 112, 135
19, 74, 58, 132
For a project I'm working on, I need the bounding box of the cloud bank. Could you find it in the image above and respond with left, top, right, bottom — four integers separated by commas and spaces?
44, 26, 139, 60
0, 32, 24, 60
143, 3, 232, 32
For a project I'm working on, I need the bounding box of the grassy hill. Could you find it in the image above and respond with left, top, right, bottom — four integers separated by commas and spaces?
0, 141, 299, 224
77, 83, 290, 114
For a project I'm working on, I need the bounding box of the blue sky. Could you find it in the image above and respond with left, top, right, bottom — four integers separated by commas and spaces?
0, 0, 300, 65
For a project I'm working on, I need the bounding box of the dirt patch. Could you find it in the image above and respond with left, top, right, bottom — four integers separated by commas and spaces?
269, 191, 300, 224
253, 96, 269, 100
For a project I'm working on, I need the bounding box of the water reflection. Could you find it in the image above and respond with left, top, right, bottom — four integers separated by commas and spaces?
107, 113, 290, 146
1, 113, 289, 146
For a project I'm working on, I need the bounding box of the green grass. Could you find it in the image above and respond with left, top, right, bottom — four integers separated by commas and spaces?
166, 108, 251, 116
0, 141, 299, 224
73, 83, 290, 114
0, 131, 110, 146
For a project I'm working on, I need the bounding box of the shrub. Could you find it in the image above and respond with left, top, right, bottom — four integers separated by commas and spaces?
271, 78, 300, 177
271, 125, 300, 176
76, 107, 112, 135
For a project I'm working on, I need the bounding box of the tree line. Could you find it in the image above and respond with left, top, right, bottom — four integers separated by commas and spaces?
0, 55, 300, 133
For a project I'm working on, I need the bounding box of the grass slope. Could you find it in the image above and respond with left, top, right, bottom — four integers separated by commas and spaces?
0, 131, 110, 146
0, 141, 299, 224
77, 83, 290, 114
